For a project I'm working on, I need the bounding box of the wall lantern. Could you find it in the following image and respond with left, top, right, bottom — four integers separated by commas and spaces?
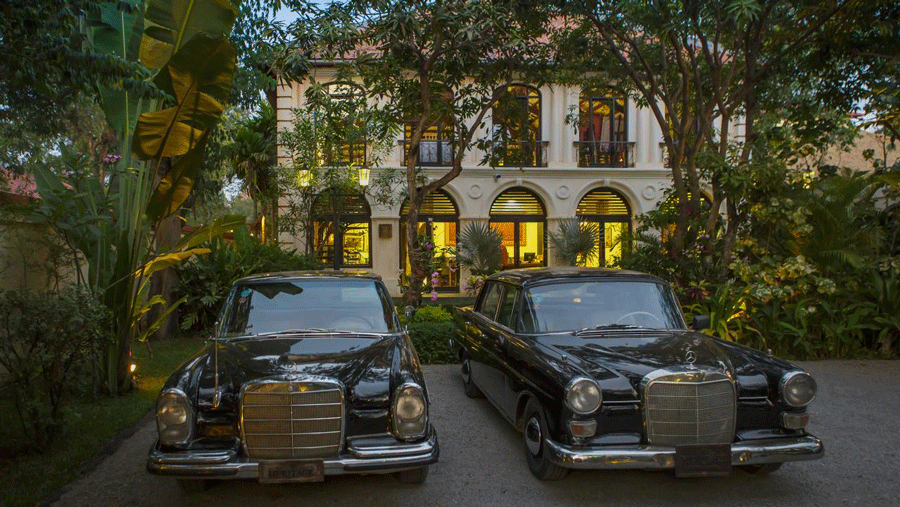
357, 167, 371, 187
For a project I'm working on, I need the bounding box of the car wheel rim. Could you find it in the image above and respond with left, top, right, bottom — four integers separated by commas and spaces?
525, 416, 542, 456
462, 359, 471, 382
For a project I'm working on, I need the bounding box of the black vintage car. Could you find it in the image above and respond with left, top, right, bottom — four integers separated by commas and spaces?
147, 272, 438, 489
452, 268, 823, 480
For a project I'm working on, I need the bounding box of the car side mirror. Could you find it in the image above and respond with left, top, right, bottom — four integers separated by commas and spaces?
692, 315, 711, 331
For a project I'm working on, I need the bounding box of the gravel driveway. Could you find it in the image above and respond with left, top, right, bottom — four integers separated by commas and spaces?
48, 361, 899, 507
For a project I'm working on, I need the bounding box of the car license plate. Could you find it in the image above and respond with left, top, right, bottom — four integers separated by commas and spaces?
259, 460, 325, 484
674, 444, 732, 477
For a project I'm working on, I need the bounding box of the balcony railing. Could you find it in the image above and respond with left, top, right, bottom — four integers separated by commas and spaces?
400, 140, 454, 167
573, 141, 635, 168
492, 140, 549, 168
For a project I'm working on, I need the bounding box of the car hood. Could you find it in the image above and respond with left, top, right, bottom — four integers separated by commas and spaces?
537, 329, 786, 400
196, 333, 398, 409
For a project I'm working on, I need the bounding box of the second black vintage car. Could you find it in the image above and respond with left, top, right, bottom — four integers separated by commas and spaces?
148, 272, 438, 489
452, 268, 823, 480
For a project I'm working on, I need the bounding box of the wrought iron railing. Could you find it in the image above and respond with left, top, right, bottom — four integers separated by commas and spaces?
573, 141, 635, 168
399, 140, 454, 166
492, 140, 549, 168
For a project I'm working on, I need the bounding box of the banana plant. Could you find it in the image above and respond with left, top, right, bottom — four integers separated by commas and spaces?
33, 0, 244, 393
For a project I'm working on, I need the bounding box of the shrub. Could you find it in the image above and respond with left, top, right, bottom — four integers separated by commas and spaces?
407, 322, 456, 364
0, 286, 112, 449
176, 226, 321, 336
410, 305, 453, 324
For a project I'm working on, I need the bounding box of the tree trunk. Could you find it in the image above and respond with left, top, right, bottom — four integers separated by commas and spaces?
149, 213, 183, 340
402, 207, 424, 310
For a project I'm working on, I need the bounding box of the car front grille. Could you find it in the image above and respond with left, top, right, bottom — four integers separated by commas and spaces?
240, 379, 344, 460
643, 369, 736, 446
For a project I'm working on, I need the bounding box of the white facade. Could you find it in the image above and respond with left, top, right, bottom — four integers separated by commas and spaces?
275, 72, 728, 296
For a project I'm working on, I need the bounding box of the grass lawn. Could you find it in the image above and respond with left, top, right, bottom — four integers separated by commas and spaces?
0, 336, 205, 507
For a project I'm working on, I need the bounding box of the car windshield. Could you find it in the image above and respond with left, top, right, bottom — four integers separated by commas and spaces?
219, 279, 397, 337
520, 280, 685, 333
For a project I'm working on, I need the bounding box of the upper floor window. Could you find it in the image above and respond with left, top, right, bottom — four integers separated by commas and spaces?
576, 90, 633, 167
323, 82, 367, 167
404, 121, 454, 166
492, 85, 546, 167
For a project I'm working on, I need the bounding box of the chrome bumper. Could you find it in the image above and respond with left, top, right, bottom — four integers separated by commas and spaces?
147, 427, 439, 479
546, 434, 824, 470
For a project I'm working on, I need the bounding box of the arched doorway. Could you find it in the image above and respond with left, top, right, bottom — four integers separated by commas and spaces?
311, 190, 372, 269
490, 187, 547, 268
576, 188, 632, 267
400, 189, 460, 291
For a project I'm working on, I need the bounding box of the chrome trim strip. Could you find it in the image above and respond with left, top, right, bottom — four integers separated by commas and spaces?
544, 434, 824, 470
147, 427, 439, 479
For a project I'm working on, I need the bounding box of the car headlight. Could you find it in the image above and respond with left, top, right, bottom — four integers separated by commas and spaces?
780, 371, 817, 407
393, 383, 427, 440
156, 388, 194, 446
565, 377, 602, 415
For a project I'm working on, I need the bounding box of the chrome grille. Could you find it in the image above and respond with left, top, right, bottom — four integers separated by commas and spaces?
643, 370, 735, 446
240, 380, 344, 460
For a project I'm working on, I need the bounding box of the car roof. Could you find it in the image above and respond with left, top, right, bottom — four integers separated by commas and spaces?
487, 267, 666, 287
234, 270, 383, 284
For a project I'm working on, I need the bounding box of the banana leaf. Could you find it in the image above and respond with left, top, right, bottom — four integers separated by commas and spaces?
133, 33, 235, 160
140, 0, 239, 70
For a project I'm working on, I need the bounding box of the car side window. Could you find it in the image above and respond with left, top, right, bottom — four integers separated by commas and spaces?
477, 282, 503, 321
495, 286, 519, 330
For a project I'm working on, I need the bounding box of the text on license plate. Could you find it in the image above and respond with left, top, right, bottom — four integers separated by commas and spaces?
259, 460, 325, 483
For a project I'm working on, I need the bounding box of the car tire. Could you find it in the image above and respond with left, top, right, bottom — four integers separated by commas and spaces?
522, 399, 569, 481
177, 479, 210, 495
738, 463, 784, 474
394, 466, 429, 484
461, 358, 484, 398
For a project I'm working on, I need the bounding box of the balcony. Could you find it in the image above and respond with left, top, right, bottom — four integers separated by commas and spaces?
573, 141, 635, 168
400, 140, 454, 167
492, 140, 549, 168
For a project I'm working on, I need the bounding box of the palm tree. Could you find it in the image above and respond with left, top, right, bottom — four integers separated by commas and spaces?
456, 221, 503, 275
224, 103, 277, 239
549, 219, 599, 266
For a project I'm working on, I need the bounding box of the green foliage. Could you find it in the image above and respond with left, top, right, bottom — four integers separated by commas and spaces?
407, 322, 456, 364
176, 227, 322, 335
628, 166, 900, 359
0, 335, 202, 507
410, 305, 453, 324
0, 286, 113, 450
456, 221, 503, 276
548, 219, 599, 267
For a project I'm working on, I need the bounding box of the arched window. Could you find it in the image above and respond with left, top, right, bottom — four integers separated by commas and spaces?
312, 191, 371, 268
492, 85, 545, 167
490, 187, 547, 268
576, 188, 632, 267
322, 81, 367, 167
400, 189, 460, 291
577, 89, 631, 167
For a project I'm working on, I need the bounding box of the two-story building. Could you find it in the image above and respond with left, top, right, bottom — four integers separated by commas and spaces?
274, 67, 743, 296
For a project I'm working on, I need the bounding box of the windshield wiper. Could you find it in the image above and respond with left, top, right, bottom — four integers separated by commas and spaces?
255, 328, 330, 336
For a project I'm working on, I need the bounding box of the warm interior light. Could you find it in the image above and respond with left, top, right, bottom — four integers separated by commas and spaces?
297, 169, 311, 187
130, 363, 137, 373
357, 167, 370, 186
